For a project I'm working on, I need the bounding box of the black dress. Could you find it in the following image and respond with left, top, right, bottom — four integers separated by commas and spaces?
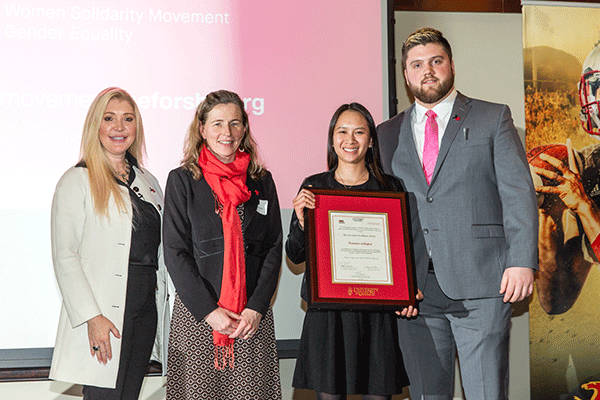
286, 170, 410, 396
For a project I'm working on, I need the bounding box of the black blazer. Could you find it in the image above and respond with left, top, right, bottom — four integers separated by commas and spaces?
163, 167, 283, 322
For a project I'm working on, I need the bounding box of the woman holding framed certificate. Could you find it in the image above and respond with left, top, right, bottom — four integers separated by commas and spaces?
286, 103, 422, 400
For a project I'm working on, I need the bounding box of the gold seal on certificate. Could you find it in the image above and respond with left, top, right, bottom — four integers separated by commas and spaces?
304, 188, 416, 310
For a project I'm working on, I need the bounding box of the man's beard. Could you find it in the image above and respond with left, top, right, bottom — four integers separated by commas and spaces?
409, 74, 454, 105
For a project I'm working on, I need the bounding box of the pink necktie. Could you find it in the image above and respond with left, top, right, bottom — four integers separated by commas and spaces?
423, 110, 439, 185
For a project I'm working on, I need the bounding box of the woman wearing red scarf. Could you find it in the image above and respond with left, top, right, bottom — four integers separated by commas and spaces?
163, 90, 283, 399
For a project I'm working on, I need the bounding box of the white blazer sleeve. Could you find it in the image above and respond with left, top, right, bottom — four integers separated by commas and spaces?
51, 168, 101, 328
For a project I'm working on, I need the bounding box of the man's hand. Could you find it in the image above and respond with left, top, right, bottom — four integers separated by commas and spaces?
500, 267, 534, 303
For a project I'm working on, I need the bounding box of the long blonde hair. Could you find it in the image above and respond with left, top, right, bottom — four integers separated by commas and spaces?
80, 87, 146, 217
181, 90, 264, 180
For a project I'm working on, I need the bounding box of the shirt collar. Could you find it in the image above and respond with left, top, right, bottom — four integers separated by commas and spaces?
125, 152, 140, 169
413, 89, 458, 122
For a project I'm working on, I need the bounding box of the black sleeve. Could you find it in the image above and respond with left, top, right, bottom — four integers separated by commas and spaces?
162, 169, 218, 321
245, 172, 283, 315
284, 179, 309, 265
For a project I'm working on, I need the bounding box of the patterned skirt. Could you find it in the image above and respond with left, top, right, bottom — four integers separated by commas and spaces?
167, 295, 282, 400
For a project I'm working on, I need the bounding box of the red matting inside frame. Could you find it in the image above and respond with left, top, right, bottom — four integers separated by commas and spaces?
307, 190, 414, 309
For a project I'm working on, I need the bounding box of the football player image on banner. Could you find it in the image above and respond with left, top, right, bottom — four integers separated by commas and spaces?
524, 3, 600, 399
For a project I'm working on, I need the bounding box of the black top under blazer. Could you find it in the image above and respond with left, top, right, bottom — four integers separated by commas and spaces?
163, 167, 283, 322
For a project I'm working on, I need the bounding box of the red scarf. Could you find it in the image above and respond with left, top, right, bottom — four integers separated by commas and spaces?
198, 146, 251, 369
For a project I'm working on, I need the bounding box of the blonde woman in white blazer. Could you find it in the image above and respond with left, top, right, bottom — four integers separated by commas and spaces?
49, 88, 169, 399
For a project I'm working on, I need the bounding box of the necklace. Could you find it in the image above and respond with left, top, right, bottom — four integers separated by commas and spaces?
115, 158, 131, 183
335, 169, 368, 189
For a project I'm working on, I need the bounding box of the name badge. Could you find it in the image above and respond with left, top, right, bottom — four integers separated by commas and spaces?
257, 199, 268, 215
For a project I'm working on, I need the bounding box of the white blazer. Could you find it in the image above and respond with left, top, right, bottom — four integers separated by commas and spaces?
49, 164, 169, 389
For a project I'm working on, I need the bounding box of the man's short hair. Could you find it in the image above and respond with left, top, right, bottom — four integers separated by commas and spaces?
401, 28, 453, 70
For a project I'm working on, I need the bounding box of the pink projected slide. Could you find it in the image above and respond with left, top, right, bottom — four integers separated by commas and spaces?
0, 0, 384, 349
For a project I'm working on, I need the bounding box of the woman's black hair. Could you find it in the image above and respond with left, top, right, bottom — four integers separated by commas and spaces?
326, 103, 393, 190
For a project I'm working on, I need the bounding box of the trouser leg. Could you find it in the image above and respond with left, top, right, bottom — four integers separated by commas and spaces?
397, 271, 456, 400
450, 296, 510, 400
83, 267, 157, 400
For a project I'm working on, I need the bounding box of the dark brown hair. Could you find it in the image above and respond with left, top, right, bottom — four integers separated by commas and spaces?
326, 103, 393, 190
401, 27, 452, 70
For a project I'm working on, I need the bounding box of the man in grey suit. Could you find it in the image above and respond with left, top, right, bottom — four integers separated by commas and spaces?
377, 28, 538, 399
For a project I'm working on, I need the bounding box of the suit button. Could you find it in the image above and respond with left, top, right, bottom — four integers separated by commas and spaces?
427, 197, 433, 203
423, 229, 429, 235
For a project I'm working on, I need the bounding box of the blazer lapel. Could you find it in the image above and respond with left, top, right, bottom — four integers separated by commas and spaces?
243, 176, 259, 232
430, 92, 471, 186
130, 168, 162, 215
196, 178, 224, 233
398, 106, 429, 188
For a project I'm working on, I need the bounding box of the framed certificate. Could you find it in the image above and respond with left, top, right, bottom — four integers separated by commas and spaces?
305, 188, 416, 310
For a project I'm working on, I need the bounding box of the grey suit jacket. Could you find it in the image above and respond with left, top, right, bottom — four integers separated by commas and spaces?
377, 92, 538, 300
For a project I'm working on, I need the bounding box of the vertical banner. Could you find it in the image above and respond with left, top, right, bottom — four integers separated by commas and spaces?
524, 3, 600, 399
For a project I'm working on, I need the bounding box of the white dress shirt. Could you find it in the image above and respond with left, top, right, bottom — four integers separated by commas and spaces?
411, 89, 458, 163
